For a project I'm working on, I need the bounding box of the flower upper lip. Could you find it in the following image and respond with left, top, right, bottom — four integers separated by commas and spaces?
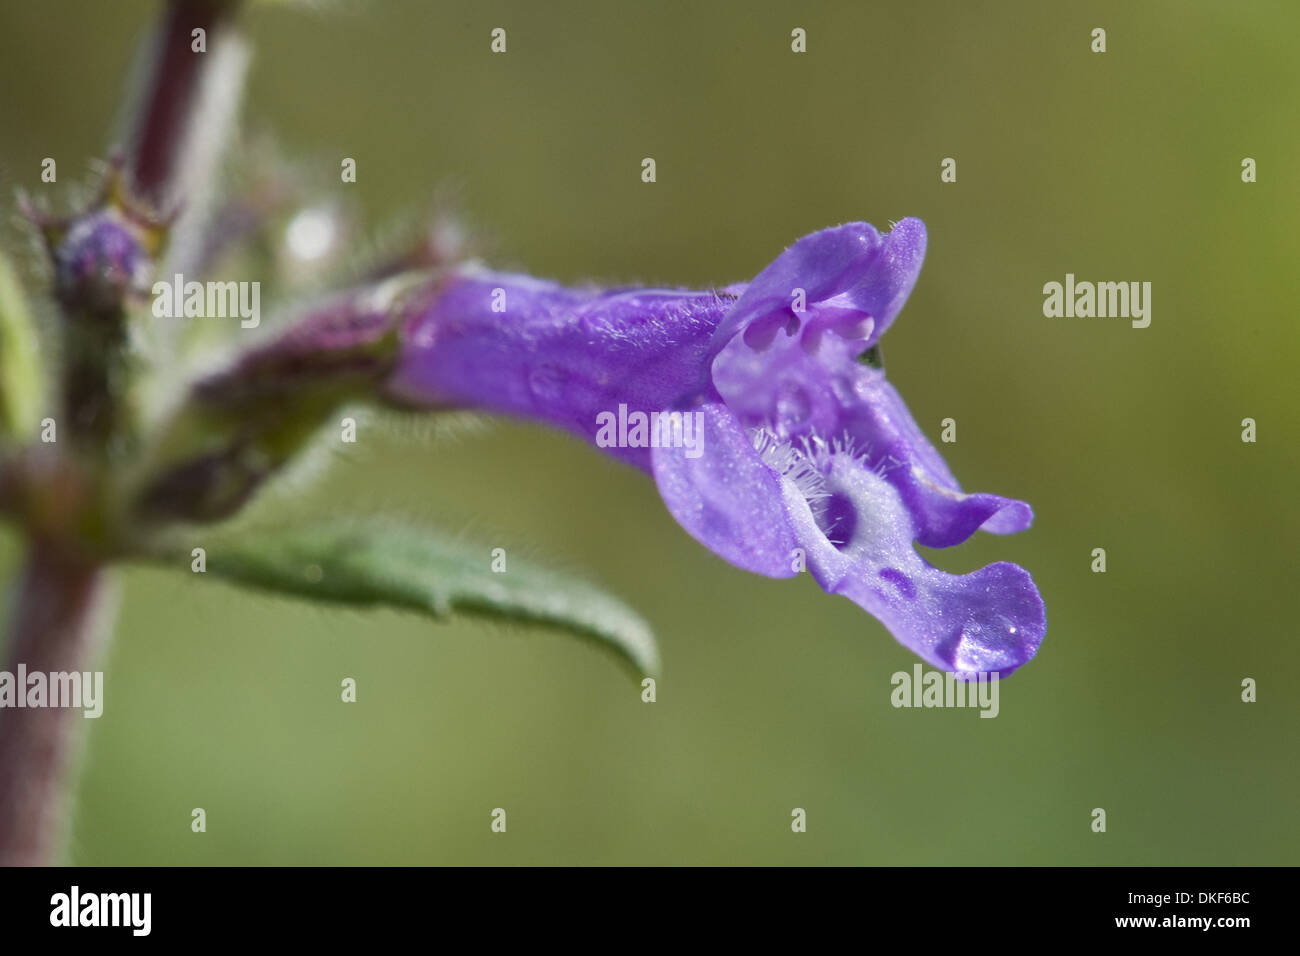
706, 219, 928, 361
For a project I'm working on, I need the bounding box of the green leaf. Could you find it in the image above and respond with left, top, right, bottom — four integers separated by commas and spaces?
156, 520, 660, 676
0, 252, 43, 439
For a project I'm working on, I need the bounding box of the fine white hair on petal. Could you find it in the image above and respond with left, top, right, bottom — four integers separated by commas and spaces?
750, 427, 829, 518
802, 431, 905, 480
751, 427, 912, 544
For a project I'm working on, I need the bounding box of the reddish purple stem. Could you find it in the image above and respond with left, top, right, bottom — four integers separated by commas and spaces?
0, 547, 108, 866
127, 0, 241, 208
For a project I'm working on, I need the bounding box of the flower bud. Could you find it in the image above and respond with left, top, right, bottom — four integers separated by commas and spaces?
52, 209, 153, 315
130, 275, 421, 524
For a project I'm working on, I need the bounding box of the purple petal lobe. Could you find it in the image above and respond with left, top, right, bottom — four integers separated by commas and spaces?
775, 445, 1045, 675
709, 219, 927, 360
834, 369, 1034, 547
650, 393, 799, 578
712, 346, 1033, 548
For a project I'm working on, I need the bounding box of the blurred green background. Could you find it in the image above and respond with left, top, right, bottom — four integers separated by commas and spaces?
1, 0, 1297, 864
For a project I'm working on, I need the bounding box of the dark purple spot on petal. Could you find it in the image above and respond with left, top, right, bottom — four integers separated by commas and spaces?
878, 567, 916, 600
817, 491, 858, 549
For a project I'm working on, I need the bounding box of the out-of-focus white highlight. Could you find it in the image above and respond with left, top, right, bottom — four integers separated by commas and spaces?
285, 207, 337, 262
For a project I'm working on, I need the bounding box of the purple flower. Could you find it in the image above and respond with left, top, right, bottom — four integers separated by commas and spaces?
387, 221, 1045, 675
